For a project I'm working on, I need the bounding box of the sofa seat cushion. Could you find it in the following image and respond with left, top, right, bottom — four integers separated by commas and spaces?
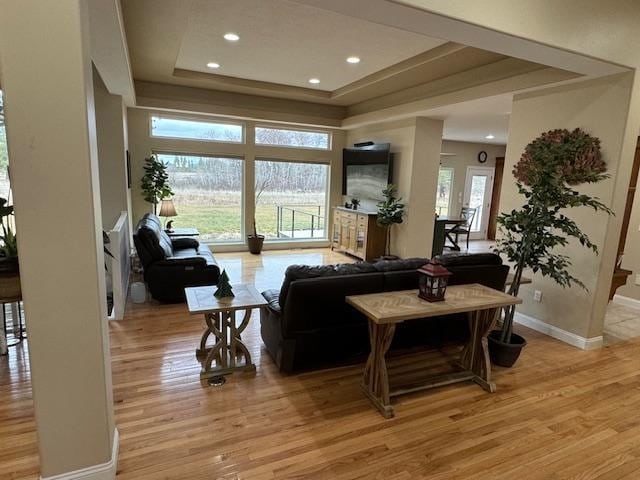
279, 262, 377, 306
169, 244, 217, 267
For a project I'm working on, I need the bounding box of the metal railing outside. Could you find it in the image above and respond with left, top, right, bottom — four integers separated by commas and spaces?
276, 204, 325, 239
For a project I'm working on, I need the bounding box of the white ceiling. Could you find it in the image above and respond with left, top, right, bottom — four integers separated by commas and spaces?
427, 94, 513, 145
175, 0, 447, 91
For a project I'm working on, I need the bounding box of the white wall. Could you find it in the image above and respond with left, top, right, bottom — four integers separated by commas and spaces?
440, 140, 506, 215
346, 117, 443, 258
94, 65, 129, 230
501, 74, 636, 340
0, 1, 116, 477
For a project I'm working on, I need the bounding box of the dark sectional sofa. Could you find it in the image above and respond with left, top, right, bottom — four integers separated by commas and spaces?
260, 253, 509, 373
133, 213, 220, 302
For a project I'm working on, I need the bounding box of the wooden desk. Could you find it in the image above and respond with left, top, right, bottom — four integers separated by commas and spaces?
185, 284, 267, 379
346, 284, 521, 418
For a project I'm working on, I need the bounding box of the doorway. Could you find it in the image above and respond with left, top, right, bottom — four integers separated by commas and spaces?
463, 166, 495, 240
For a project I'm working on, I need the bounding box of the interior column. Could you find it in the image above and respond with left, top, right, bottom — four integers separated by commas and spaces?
0, 1, 117, 478
396, 117, 443, 258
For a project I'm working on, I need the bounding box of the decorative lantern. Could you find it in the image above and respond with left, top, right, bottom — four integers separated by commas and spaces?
417, 258, 452, 302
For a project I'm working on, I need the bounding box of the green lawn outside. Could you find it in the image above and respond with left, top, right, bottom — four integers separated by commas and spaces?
172, 204, 327, 242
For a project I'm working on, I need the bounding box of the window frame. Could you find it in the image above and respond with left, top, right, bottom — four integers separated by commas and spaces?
149, 115, 245, 144
254, 124, 332, 151
154, 150, 246, 245
254, 157, 331, 242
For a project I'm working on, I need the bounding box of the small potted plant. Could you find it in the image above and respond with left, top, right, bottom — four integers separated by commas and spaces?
248, 178, 270, 254
376, 184, 405, 260
0, 197, 20, 299
492, 128, 613, 367
141, 153, 173, 214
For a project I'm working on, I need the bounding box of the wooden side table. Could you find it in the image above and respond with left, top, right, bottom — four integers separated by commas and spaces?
185, 284, 267, 379
347, 284, 521, 418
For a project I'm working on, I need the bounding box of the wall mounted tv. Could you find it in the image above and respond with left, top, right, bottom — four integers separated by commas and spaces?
342, 143, 393, 202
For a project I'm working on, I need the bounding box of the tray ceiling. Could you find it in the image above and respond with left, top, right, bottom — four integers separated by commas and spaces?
174, 0, 446, 91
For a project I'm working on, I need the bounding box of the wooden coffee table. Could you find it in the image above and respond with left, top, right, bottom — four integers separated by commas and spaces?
185, 283, 267, 379
347, 284, 521, 418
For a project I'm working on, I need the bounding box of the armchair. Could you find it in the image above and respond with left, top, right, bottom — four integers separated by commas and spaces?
133, 214, 220, 302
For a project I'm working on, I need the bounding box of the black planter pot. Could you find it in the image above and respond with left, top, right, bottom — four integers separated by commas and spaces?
247, 235, 265, 254
488, 330, 527, 368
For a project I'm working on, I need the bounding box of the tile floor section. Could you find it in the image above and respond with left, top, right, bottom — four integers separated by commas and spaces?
604, 302, 640, 344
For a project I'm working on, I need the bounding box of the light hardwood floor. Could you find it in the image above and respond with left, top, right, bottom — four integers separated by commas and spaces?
4, 248, 640, 479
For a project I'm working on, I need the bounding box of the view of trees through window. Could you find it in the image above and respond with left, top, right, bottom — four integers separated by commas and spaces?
158, 154, 244, 242
255, 160, 328, 239
151, 116, 243, 143
255, 126, 330, 150
436, 166, 454, 217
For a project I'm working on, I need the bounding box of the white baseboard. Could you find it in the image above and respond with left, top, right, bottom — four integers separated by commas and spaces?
514, 312, 603, 350
41, 428, 118, 480
613, 294, 640, 311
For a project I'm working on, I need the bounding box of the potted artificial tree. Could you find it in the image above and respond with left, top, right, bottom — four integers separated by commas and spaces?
491, 128, 613, 367
141, 154, 173, 214
0, 197, 20, 299
376, 184, 405, 260
248, 178, 270, 254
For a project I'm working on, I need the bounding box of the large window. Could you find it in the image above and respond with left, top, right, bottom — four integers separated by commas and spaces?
255, 126, 330, 150
436, 166, 454, 217
255, 160, 328, 239
157, 153, 244, 242
151, 116, 243, 143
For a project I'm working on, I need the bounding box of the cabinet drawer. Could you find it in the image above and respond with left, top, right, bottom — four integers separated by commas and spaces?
357, 214, 369, 224
342, 211, 357, 222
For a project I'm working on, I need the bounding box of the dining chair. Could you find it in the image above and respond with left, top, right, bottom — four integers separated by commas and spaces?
449, 207, 477, 250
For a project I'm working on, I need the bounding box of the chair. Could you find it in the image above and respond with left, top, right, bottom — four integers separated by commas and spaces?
447, 207, 476, 251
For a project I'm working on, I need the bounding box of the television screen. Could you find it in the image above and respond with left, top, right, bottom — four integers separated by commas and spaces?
343, 143, 392, 201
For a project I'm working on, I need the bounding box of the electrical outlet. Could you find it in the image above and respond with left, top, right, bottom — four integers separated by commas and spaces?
635, 274, 640, 286
533, 290, 543, 302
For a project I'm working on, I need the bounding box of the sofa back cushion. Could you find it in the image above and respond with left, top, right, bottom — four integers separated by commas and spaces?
282, 272, 384, 333
133, 213, 173, 268
278, 262, 377, 307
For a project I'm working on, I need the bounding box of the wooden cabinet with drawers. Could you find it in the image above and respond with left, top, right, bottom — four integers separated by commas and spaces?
331, 207, 386, 261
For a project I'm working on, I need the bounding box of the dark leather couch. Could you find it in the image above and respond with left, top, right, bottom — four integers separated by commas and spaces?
260, 253, 509, 373
133, 213, 220, 302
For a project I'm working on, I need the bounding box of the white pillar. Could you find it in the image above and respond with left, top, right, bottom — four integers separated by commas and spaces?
395, 117, 444, 258
0, 1, 116, 478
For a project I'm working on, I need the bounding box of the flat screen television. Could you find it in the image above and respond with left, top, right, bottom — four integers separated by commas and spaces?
342, 143, 393, 202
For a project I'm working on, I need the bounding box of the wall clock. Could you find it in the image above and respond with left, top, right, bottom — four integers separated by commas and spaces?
478, 151, 488, 163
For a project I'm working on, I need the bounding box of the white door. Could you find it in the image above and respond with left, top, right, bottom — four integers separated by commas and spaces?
463, 166, 495, 240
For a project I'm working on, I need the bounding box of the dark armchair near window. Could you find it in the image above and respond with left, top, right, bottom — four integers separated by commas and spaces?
133, 213, 220, 302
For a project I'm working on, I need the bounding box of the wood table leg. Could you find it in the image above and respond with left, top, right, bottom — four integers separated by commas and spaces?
229, 309, 255, 373
460, 308, 499, 392
199, 308, 256, 379
362, 319, 396, 418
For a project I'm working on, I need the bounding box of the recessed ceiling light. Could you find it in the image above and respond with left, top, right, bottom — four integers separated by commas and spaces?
346, 56, 361, 64
206, 62, 220, 69
224, 33, 240, 42
308, 78, 320, 84
485, 134, 495, 139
